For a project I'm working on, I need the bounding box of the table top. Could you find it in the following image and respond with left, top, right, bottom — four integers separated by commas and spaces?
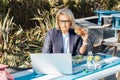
112, 14, 120, 17
94, 10, 120, 14
12, 54, 120, 80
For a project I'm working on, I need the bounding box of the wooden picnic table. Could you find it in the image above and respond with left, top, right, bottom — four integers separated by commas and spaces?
94, 10, 120, 26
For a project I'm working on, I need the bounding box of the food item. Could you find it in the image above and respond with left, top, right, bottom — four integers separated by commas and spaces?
87, 56, 93, 61
74, 26, 85, 36
72, 55, 86, 64
73, 55, 84, 60
94, 56, 100, 61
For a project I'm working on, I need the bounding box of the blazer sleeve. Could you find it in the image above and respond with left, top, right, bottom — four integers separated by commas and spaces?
42, 32, 52, 53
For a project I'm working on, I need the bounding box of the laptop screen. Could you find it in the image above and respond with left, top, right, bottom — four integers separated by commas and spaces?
30, 53, 73, 74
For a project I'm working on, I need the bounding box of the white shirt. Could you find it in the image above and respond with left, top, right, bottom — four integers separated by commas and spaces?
62, 33, 70, 53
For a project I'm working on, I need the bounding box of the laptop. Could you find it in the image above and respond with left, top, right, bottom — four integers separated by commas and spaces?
30, 53, 86, 75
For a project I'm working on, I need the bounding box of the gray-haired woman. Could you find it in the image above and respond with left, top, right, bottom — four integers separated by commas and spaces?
42, 8, 88, 56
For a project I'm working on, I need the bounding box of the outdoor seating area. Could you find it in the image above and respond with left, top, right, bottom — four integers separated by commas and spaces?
1, 9, 118, 79
12, 54, 120, 80
11, 14, 120, 80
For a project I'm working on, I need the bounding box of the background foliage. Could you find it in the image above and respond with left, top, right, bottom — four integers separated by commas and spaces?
0, 0, 120, 68
0, 0, 120, 29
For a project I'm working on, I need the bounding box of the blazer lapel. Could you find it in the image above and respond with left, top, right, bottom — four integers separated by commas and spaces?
69, 33, 75, 53
56, 30, 64, 53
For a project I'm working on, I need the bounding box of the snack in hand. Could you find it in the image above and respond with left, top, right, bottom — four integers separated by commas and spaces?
74, 26, 85, 36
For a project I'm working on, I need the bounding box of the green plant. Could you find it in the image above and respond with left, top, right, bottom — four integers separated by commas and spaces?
0, 9, 15, 66
0, 10, 42, 68
31, 9, 55, 31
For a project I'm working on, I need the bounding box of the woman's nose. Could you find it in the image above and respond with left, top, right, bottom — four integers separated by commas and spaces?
62, 22, 66, 25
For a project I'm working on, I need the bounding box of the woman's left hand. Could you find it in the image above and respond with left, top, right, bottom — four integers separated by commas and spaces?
74, 27, 88, 41
80, 28, 88, 41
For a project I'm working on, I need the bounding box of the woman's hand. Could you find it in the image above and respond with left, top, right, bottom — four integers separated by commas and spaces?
74, 27, 88, 41
80, 28, 88, 42
74, 26, 88, 54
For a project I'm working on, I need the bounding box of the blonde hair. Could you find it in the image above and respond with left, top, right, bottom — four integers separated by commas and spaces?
55, 8, 75, 29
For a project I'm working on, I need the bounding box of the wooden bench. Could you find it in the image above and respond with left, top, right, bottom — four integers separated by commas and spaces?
102, 31, 120, 56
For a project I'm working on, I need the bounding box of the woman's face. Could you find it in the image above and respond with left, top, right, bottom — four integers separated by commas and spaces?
58, 14, 71, 34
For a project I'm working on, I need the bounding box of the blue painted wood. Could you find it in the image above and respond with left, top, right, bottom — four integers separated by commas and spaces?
111, 14, 120, 37
15, 55, 120, 80
112, 17, 120, 28
94, 10, 120, 26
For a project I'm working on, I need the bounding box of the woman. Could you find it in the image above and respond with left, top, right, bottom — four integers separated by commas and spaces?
42, 8, 88, 56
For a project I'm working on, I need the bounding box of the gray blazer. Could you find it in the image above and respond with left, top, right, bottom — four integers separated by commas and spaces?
42, 28, 83, 56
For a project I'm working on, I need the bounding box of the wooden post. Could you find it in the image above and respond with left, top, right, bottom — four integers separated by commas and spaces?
116, 72, 120, 80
